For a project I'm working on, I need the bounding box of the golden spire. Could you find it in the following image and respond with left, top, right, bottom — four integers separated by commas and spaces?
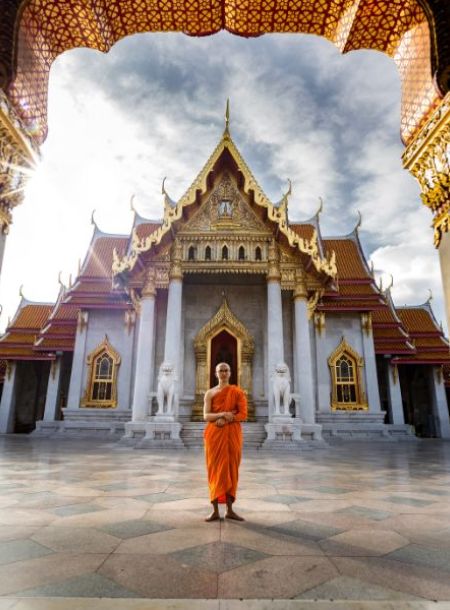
224, 99, 230, 135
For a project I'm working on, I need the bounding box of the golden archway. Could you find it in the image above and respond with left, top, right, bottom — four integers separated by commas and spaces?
192, 297, 254, 420
328, 337, 368, 411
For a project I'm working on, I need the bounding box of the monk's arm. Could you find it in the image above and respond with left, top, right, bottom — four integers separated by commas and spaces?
232, 390, 248, 422
203, 391, 227, 422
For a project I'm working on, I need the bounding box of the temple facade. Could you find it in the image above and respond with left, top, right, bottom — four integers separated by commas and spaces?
0, 125, 449, 446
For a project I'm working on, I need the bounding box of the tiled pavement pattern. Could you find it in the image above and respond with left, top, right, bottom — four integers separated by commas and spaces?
0, 438, 449, 606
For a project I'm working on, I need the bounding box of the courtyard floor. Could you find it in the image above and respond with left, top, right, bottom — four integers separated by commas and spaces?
0, 436, 449, 609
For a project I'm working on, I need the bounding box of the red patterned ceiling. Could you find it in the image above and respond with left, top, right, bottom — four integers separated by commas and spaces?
6, 0, 442, 144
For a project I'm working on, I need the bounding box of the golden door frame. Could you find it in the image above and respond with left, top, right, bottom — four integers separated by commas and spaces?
192, 297, 254, 420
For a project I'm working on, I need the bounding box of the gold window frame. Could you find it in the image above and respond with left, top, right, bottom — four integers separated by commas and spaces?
81, 336, 121, 408
328, 338, 368, 411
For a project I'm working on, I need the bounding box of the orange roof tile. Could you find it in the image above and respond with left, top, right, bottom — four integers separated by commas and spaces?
11, 304, 53, 329
290, 223, 315, 241
83, 236, 128, 278
323, 238, 370, 280
397, 307, 440, 334
135, 222, 161, 241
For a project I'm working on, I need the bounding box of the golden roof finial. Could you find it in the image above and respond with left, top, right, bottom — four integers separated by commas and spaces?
162, 177, 168, 195
355, 210, 362, 232
426, 288, 433, 304
130, 194, 136, 213
19, 284, 25, 299
224, 99, 230, 135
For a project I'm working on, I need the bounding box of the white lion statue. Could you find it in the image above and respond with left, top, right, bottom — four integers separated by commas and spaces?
156, 362, 177, 416
272, 362, 291, 417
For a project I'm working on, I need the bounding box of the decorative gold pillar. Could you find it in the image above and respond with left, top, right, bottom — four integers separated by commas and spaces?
0, 91, 37, 233
402, 92, 450, 331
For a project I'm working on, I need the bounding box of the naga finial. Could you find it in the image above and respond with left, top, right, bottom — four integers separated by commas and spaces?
162, 177, 167, 195
355, 209, 362, 232
316, 197, 324, 216
426, 288, 433, 304
19, 284, 25, 299
58, 271, 65, 289
91, 209, 97, 227
130, 194, 136, 213
383, 274, 394, 294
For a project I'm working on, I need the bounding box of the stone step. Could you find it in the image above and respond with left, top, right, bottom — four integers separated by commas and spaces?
181, 422, 267, 449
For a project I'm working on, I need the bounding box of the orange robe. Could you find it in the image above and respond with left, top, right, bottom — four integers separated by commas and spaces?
204, 385, 248, 504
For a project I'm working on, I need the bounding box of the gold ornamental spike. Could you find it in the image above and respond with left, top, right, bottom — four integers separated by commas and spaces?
224, 99, 230, 134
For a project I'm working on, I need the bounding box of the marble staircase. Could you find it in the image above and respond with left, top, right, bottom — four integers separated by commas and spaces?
181, 422, 267, 449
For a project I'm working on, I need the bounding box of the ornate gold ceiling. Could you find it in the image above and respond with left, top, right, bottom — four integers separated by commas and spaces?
0, 0, 447, 144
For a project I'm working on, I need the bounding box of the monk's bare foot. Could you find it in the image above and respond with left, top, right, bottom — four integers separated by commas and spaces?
225, 510, 245, 521
205, 511, 220, 522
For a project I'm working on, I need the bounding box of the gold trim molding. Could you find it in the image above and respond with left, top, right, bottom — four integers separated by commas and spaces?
112, 131, 337, 279
328, 338, 368, 411
402, 92, 450, 248
0, 91, 38, 231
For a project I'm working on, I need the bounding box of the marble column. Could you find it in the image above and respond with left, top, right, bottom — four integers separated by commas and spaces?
385, 362, 405, 425
43, 356, 63, 422
314, 312, 330, 413
266, 241, 284, 417
293, 273, 315, 424
429, 366, 450, 439
131, 270, 156, 422
66, 311, 89, 410
360, 313, 382, 412
0, 362, 17, 433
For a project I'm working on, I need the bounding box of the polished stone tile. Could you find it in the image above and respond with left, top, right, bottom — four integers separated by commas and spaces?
31, 526, 120, 553
268, 518, 343, 542
383, 496, 434, 508
296, 575, 424, 600
99, 553, 218, 598
336, 506, 392, 521
320, 529, 409, 556
14, 573, 139, 598
387, 544, 450, 572
0, 540, 53, 566
170, 541, 267, 573
51, 503, 103, 517
100, 519, 172, 539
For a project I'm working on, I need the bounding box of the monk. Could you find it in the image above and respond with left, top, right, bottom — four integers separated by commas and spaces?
203, 362, 248, 522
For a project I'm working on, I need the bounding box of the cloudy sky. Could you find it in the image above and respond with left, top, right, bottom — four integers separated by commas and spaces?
0, 31, 445, 330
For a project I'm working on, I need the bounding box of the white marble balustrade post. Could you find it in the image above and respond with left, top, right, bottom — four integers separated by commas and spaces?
66, 311, 89, 410
429, 366, 450, 438
293, 276, 315, 424
0, 362, 17, 433
385, 362, 405, 425
131, 273, 156, 422
360, 313, 382, 412
43, 356, 63, 422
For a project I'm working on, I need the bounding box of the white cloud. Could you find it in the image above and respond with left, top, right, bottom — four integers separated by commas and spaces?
0, 32, 446, 336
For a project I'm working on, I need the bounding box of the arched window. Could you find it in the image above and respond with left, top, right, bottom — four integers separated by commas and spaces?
188, 245, 195, 261
328, 339, 367, 411
81, 337, 121, 408
205, 245, 211, 261
222, 245, 228, 260
255, 246, 262, 261
238, 246, 245, 260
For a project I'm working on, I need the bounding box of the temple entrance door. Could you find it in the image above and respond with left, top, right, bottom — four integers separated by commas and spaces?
210, 330, 238, 387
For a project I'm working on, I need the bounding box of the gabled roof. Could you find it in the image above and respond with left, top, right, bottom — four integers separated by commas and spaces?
372, 289, 415, 356
393, 302, 450, 365
64, 225, 129, 310
112, 127, 337, 282
319, 229, 384, 312
34, 286, 78, 353
0, 299, 54, 360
